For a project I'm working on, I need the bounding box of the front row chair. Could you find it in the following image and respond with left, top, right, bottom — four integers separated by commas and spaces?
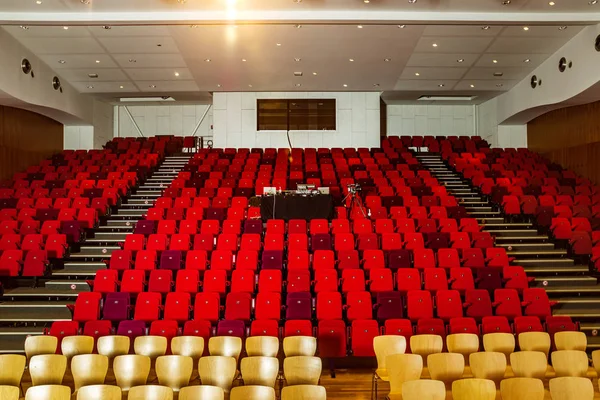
0, 386, 19, 400
283, 336, 317, 357
500, 378, 545, 400
198, 356, 237, 393
452, 379, 496, 400
386, 354, 423, 400
25, 385, 71, 400
283, 356, 322, 386
127, 385, 174, 400
156, 355, 194, 392
549, 377, 594, 400
113, 354, 151, 391
29, 354, 67, 386
179, 385, 225, 400
401, 380, 446, 400
71, 354, 108, 392
230, 386, 276, 400
76, 385, 122, 400
281, 385, 327, 400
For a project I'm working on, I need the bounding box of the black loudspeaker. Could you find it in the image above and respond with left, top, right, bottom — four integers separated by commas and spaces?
558, 57, 567, 72
531, 75, 538, 89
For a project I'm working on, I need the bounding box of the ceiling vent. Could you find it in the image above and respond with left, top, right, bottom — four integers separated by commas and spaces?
418, 95, 478, 101
294, 72, 303, 76
88, 73, 99, 78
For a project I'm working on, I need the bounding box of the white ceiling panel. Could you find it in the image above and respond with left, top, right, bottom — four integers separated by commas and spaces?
400, 67, 468, 80
413, 37, 495, 53
487, 37, 572, 54
454, 80, 519, 91
3, 25, 91, 38
18, 37, 105, 54
474, 53, 550, 68
71, 81, 140, 93
394, 80, 458, 91
501, 25, 584, 38
97, 36, 179, 54
112, 53, 188, 68
137, 80, 200, 92
125, 68, 193, 81
422, 25, 503, 37
406, 53, 479, 68
463, 67, 530, 81
57, 68, 130, 82
41, 54, 118, 69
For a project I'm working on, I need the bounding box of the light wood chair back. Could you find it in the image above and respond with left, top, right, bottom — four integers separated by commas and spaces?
409, 334, 443, 366
179, 385, 225, 400
447, 333, 479, 364
0, 354, 26, 386
230, 385, 276, 400
518, 332, 550, 356
592, 350, 600, 376
97, 335, 130, 359
482, 333, 515, 363
499, 377, 545, 400
386, 354, 423, 398
283, 336, 317, 357
113, 354, 151, 391
29, 354, 67, 386
281, 385, 327, 400
283, 356, 322, 385
134, 336, 167, 359
509, 351, 548, 379
240, 356, 279, 387
373, 335, 406, 378
401, 379, 446, 400
551, 350, 589, 377
549, 377, 594, 400
171, 336, 204, 362
76, 384, 122, 400
0, 385, 19, 400
24, 336, 57, 359
208, 336, 243, 361
427, 353, 465, 385
246, 336, 279, 357
71, 354, 108, 391
554, 331, 587, 351
198, 356, 237, 393
127, 385, 174, 400
156, 355, 193, 391
25, 385, 71, 400
469, 352, 507, 383
61, 335, 94, 359
451, 378, 496, 400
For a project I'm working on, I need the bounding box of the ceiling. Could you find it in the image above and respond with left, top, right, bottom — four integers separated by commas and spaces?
2, 22, 584, 104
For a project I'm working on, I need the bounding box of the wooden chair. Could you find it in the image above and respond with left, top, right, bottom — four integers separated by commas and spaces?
76, 384, 122, 400
386, 354, 423, 400
171, 336, 204, 362
592, 349, 600, 376
554, 331, 587, 351
373, 335, 407, 399
208, 336, 243, 361
482, 333, 515, 363
500, 377, 545, 400
451, 378, 496, 400
0, 354, 26, 387
134, 336, 167, 360
0, 385, 19, 400
401, 379, 446, 400
427, 353, 465, 385
198, 356, 237, 393
61, 335, 94, 359
24, 336, 57, 359
549, 377, 594, 400
283, 356, 322, 385
156, 355, 193, 392
409, 334, 443, 366
283, 336, 317, 357
179, 385, 225, 400
518, 332, 550, 356
97, 335, 130, 359
240, 356, 279, 387
469, 352, 506, 383
446, 333, 479, 365
509, 351, 547, 379
281, 385, 326, 400
71, 354, 108, 391
230, 385, 276, 400
113, 354, 151, 391
29, 354, 67, 386
25, 385, 71, 400
246, 336, 279, 357
127, 385, 174, 400
551, 350, 589, 377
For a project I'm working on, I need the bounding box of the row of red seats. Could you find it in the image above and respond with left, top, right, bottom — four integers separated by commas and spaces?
0, 208, 98, 228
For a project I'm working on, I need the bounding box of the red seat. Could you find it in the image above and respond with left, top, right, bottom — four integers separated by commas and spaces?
396, 269, 422, 293
164, 292, 191, 323
435, 289, 463, 321
550, 218, 572, 240
203, 270, 228, 294
230, 269, 255, 293
123, 234, 145, 251
449, 317, 478, 335
211, 250, 233, 271
423, 269, 448, 292
175, 270, 200, 294
317, 320, 347, 358
258, 270, 282, 293
225, 292, 252, 321
284, 320, 313, 337
481, 316, 512, 334
362, 250, 385, 271
493, 289, 522, 319
351, 319, 378, 356
317, 292, 342, 320
437, 249, 460, 269
251, 320, 279, 337
92, 269, 119, 294
255, 292, 281, 320
464, 289, 493, 320
121, 270, 145, 294
0, 250, 23, 276
194, 292, 220, 322
406, 290, 433, 321
522, 288, 554, 319
448, 268, 475, 292
71, 292, 103, 322
133, 292, 162, 322
169, 234, 190, 251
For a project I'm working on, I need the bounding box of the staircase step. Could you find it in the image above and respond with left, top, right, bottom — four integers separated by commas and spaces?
475, 217, 505, 223
91, 232, 129, 241
485, 229, 540, 237
117, 210, 146, 217
45, 280, 91, 290
121, 203, 153, 208
63, 262, 106, 272
482, 223, 533, 229
530, 275, 597, 287
0, 304, 72, 323
131, 193, 161, 199
523, 264, 589, 275
1, 287, 85, 299
495, 236, 550, 243
497, 243, 555, 251
507, 249, 568, 257
465, 207, 493, 212
516, 258, 575, 268
106, 219, 137, 227
545, 285, 600, 295
552, 308, 600, 319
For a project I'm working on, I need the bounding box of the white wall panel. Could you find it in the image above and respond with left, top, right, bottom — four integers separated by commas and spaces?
387, 104, 476, 137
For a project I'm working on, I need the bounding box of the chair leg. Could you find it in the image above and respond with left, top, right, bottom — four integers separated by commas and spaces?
329, 358, 336, 378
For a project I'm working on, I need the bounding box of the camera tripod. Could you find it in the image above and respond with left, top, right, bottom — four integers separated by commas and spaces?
342, 190, 367, 218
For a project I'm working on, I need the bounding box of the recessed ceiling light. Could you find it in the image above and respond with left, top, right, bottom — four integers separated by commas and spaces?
36, 0, 42, 4
80, 0, 91, 4
523, 26, 529, 31
190, 25, 198, 28
205, 59, 211, 62
63, 26, 69, 30
470, 84, 475, 88
482, 26, 490, 30
349, 58, 354, 62
438, 84, 445, 87
294, 24, 302, 28
292, 0, 302, 3
312, 72, 317, 75
457, 59, 464, 63
494, 72, 504, 77
408, 0, 417, 3
295, 83, 301, 87
493, 59, 498, 63
20, 25, 29, 30
149, 85, 156, 88
174, 72, 180, 77
384, 58, 391, 62
524, 58, 531, 63
95, 60, 100, 63
398, 25, 406, 28
558, 26, 567, 30
415, 72, 420, 76
357, 25, 363, 28
502, 0, 511, 4
88, 73, 98, 78
242, 58, 247, 62
217, 84, 222, 87
343, 84, 348, 87
119, 85, 124, 89
373, 83, 380, 87
590, 0, 597, 5
276, 43, 282, 46
87, 85, 93, 89
128, 59, 136, 63
496, 83, 504, 87
248, 84, 253, 87
548, 1, 555, 5
294, 58, 301, 62
364, 0, 370, 3
58, 60, 66, 64
102, 25, 111, 30
157, 44, 162, 47
432, 43, 438, 47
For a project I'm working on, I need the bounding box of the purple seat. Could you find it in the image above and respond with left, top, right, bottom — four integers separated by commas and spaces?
205, 207, 226, 221
286, 292, 312, 320
103, 292, 130, 322
311, 234, 332, 251
45, 180, 65, 190
235, 188, 254, 198
535, 206, 555, 228
376, 291, 403, 321
244, 220, 263, 235
0, 198, 18, 209
83, 188, 103, 199
36, 208, 59, 222
60, 221, 83, 243
116, 320, 146, 349
261, 250, 283, 270
216, 320, 245, 338
160, 250, 182, 271
387, 250, 411, 270
134, 220, 156, 235
475, 268, 503, 293
447, 206, 468, 220
425, 233, 450, 250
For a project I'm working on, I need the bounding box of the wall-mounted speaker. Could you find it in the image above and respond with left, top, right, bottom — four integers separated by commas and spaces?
558, 57, 567, 72
531, 75, 538, 89
21, 59, 32, 75
52, 76, 61, 91
596, 34, 600, 52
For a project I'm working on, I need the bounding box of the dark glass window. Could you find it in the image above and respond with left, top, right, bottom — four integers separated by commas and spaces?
257, 99, 336, 131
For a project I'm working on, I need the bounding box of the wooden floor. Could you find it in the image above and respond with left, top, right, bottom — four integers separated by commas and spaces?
12, 367, 600, 399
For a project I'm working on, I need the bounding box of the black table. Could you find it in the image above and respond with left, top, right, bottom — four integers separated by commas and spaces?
260, 194, 333, 221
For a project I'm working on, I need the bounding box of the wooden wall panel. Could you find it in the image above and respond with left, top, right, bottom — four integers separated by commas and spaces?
527, 101, 600, 185
0, 105, 63, 180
